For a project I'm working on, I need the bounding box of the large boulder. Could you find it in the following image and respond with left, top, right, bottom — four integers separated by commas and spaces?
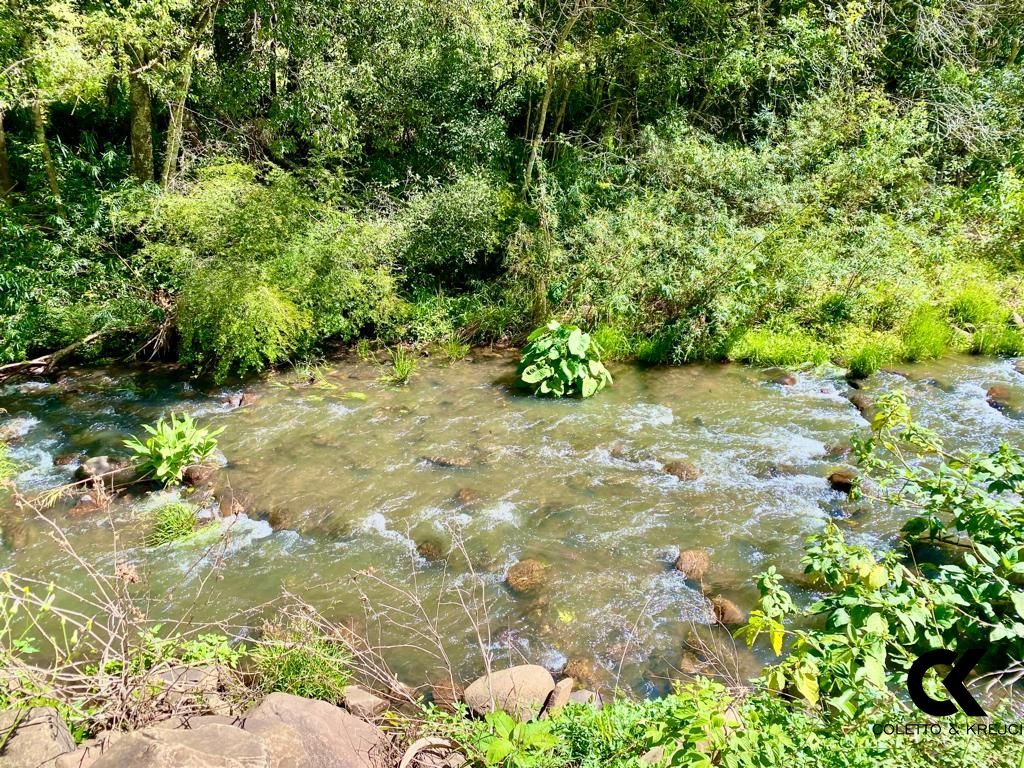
89, 723, 267, 768
242, 692, 389, 768
0, 707, 75, 767
463, 665, 555, 721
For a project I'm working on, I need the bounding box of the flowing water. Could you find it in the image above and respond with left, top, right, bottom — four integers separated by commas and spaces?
3, 351, 1024, 694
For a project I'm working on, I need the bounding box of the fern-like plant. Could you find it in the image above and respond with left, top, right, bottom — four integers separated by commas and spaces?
518, 321, 612, 398
124, 414, 224, 484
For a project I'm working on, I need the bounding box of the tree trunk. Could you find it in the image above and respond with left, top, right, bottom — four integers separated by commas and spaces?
161, 62, 193, 186
31, 100, 63, 216
521, 60, 555, 197
0, 108, 12, 200
128, 65, 154, 183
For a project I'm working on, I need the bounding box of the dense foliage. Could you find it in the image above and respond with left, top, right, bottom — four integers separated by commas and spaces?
0, 0, 1022, 378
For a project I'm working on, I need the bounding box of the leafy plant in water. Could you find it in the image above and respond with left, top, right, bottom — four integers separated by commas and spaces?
146, 502, 199, 546
518, 321, 612, 398
124, 413, 223, 484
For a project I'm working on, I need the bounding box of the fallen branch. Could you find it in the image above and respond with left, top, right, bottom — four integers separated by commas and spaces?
0, 331, 106, 382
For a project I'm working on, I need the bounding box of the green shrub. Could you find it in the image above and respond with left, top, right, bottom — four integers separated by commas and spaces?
179, 273, 312, 381
971, 324, 1024, 356
392, 171, 514, 290
726, 327, 829, 367
518, 321, 612, 398
900, 306, 950, 361
744, 391, 1024, 717
146, 503, 199, 546
124, 413, 223, 485
838, 331, 901, 379
440, 337, 471, 362
252, 621, 352, 703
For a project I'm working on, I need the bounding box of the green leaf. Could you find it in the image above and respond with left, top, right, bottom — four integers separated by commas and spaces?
567, 328, 586, 357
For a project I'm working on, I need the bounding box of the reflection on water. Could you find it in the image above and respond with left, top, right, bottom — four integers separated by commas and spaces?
2, 351, 1023, 693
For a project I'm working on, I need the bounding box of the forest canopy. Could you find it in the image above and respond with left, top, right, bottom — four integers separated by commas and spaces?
1, 0, 1022, 379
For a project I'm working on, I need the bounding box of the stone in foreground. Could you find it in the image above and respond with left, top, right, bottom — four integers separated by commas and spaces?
0, 707, 75, 767
463, 664, 555, 721
90, 723, 267, 767
243, 692, 389, 768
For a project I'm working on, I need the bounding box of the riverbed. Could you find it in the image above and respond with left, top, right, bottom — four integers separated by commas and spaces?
2, 351, 1023, 694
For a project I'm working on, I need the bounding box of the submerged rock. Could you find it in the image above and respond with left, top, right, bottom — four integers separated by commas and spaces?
182, 463, 218, 487
453, 487, 482, 505
463, 665, 556, 721
53, 452, 82, 467
416, 537, 447, 562
506, 559, 547, 594
562, 658, 599, 690
430, 680, 464, 711
711, 596, 746, 626
663, 460, 700, 482
224, 391, 259, 408
767, 369, 797, 386
674, 549, 711, 582
1014, 360, 1024, 376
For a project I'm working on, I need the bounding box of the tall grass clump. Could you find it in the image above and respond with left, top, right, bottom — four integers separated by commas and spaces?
900, 306, 951, 361
146, 502, 199, 546
382, 347, 417, 385
252, 620, 353, 703
726, 327, 829, 368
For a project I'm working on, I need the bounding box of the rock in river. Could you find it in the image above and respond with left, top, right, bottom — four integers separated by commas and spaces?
711, 596, 746, 626
674, 549, 711, 582
986, 384, 1012, 413
463, 664, 556, 721
506, 559, 547, 594
663, 460, 700, 482
75, 455, 137, 485
828, 470, 856, 494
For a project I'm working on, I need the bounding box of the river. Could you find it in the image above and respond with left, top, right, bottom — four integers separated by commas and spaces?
2, 351, 1022, 695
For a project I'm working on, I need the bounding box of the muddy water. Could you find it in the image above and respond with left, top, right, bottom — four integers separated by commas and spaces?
2, 351, 1024, 694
